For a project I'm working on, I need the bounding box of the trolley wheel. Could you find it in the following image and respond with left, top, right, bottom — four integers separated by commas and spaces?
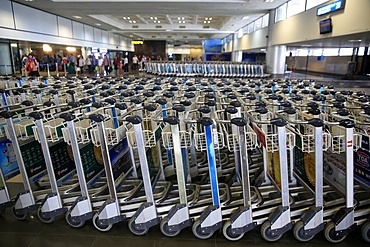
260, 221, 283, 242
12, 206, 28, 221
128, 217, 149, 236
160, 217, 181, 237
92, 213, 113, 232
37, 207, 55, 224
0, 208, 5, 216
65, 210, 85, 228
293, 221, 315, 242
192, 219, 214, 240
361, 222, 370, 243
222, 220, 244, 241
324, 221, 347, 243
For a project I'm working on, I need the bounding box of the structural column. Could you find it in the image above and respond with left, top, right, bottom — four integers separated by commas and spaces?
265, 10, 286, 76
232, 33, 242, 62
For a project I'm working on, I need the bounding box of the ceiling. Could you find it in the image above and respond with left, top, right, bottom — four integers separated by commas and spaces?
13, 0, 288, 44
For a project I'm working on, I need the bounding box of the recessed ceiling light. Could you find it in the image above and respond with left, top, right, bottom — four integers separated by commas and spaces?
95, 23, 101, 26
178, 17, 181, 20
129, 20, 132, 23
182, 17, 185, 20
205, 17, 208, 20
154, 17, 157, 20
178, 21, 181, 23
123, 17, 126, 19
204, 21, 206, 23
133, 20, 136, 23
154, 20, 157, 23
348, 39, 362, 42
73, 16, 82, 19
209, 17, 212, 20
127, 17, 130, 20
207, 21, 210, 23
158, 21, 161, 23
182, 21, 185, 23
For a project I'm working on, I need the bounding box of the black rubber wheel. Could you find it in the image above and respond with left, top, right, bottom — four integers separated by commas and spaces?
92, 213, 113, 232
65, 210, 85, 228
293, 221, 315, 242
222, 220, 244, 241
12, 206, 28, 221
192, 219, 214, 240
324, 221, 346, 243
261, 221, 283, 242
0, 208, 5, 216
361, 222, 370, 243
128, 217, 149, 236
160, 216, 182, 237
37, 207, 55, 224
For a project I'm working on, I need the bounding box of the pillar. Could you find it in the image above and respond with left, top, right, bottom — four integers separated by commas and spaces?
265, 10, 287, 75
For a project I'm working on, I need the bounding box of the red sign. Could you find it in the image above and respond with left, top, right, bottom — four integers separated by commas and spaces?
347, 140, 353, 148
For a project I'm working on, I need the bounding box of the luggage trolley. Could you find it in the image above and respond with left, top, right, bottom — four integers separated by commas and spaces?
246, 108, 296, 242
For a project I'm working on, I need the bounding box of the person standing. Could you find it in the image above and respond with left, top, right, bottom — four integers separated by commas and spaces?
123, 56, 129, 74
132, 55, 138, 70
78, 55, 85, 74
69, 54, 76, 67
85, 55, 92, 74
98, 56, 104, 76
103, 54, 111, 75
25, 54, 39, 77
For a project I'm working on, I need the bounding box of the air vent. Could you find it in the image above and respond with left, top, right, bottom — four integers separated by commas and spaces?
203, 26, 210, 29
167, 36, 172, 38
152, 36, 156, 38
199, 35, 204, 38
156, 25, 162, 28
179, 25, 186, 29
132, 25, 139, 28
183, 36, 188, 38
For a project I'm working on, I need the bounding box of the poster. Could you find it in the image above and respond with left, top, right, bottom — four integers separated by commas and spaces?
0, 139, 19, 178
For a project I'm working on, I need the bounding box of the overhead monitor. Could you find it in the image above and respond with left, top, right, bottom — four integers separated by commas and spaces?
319, 18, 332, 34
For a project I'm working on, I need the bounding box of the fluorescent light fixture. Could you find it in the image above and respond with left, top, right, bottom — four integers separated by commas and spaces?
73, 15, 82, 19
11, 43, 17, 47
166, 29, 172, 32
261, 49, 267, 51
209, 17, 212, 20
348, 39, 362, 42
43, 44, 52, 52
301, 44, 312, 47
158, 21, 161, 23
66, 47, 76, 52
264, 0, 275, 2
127, 17, 130, 19
25, 0, 34, 2
242, 16, 249, 19
95, 23, 101, 26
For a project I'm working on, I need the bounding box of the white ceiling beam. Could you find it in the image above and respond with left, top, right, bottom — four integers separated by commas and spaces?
165, 15, 173, 24
136, 15, 148, 24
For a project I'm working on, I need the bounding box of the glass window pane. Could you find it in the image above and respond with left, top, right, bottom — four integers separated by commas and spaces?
311, 48, 323, 56
247, 23, 254, 33
323, 48, 339, 56
254, 18, 262, 31
306, 0, 330, 10
358, 47, 365, 55
237, 29, 243, 38
287, 0, 306, 18
296, 49, 309, 56
262, 13, 269, 28
275, 3, 287, 22
339, 48, 353, 56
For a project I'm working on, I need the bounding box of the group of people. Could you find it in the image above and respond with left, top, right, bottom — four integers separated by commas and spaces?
21, 52, 150, 76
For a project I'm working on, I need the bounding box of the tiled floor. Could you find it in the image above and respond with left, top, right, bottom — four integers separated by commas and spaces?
0, 205, 368, 247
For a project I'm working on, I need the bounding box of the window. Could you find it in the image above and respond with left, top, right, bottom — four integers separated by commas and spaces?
262, 13, 270, 28
237, 29, 243, 39
339, 48, 353, 56
254, 18, 262, 31
287, 0, 306, 18
275, 3, 287, 22
323, 48, 339, 56
311, 48, 323, 56
247, 23, 254, 34
296, 49, 309, 56
306, 0, 330, 10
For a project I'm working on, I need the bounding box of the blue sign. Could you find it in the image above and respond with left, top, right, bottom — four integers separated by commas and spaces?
204, 40, 223, 54
316, 0, 345, 16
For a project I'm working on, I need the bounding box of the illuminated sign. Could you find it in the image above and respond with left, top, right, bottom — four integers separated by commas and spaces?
100, 48, 108, 53
131, 40, 144, 45
316, 0, 345, 16
92, 47, 98, 53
